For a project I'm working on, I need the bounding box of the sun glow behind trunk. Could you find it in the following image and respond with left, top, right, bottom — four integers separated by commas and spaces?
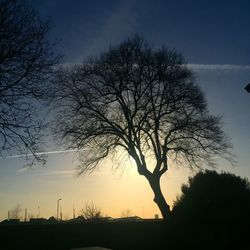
0, 148, 191, 221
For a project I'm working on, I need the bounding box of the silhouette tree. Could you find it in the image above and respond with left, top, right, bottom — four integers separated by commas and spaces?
79, 202, 102, 220
171, 170, 250, 247
173, 170, 250, 220
52, 36, 233, 219
121, 209, 133, 218
0, 0, 59, 165
10, 204, 22, 220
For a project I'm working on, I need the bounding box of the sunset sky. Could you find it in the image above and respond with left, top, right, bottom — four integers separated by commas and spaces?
0, 0, 250, 220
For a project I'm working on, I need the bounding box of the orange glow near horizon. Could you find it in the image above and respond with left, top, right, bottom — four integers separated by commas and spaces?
0, 152, 191, 221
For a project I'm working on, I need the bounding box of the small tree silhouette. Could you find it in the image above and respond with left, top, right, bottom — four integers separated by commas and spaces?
10, 204, 22, 220
121, 209, 133, 218
79, 202, 102, 220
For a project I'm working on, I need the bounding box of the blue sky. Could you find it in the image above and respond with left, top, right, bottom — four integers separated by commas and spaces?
0, 0, 250, 220
30, 0, 250, 64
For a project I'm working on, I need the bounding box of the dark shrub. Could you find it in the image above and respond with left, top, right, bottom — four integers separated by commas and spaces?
170, 170, 250, 248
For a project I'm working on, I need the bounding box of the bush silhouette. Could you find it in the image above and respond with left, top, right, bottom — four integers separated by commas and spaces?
170, 170, 250, 248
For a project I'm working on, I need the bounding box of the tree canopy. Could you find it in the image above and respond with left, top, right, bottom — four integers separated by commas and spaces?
171, 170, 250, 247
173, 170, 250, 221
0, 0, 59, 164
52, 36, 233, 219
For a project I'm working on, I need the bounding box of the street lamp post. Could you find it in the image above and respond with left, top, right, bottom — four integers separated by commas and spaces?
57, 198, 61, 220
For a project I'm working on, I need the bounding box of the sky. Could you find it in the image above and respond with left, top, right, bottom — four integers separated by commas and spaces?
0, 0, 250, 220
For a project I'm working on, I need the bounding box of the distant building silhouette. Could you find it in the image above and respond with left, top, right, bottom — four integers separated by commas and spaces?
3, 219, 20, 224
29, 218, 47, 224
48, 216, 57, 223
68, 215, 86, 223
113, 216, 143, 222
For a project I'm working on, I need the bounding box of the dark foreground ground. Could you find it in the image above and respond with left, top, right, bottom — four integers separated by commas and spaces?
0, 220, 249, 250
0, 221, 165, 250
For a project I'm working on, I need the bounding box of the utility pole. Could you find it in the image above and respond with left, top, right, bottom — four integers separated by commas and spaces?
60, 204, 62, 221
8, 210, 10, 220
24, 208, 27, 222
73, 205, 75, 219
37, 205, 40, 218
57, 198, 61, 220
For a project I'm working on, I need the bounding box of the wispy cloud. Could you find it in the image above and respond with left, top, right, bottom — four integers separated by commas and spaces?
82, 1, 137, 60
17, 168, 75, 176
60, 62, 250, 72
1, 149, 77, 160
188, 64, 250, 71
37, 170, 75, 177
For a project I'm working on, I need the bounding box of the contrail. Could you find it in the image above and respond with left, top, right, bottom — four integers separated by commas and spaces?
61, 62, 250, 71
1, 149, 77, 159
188, 63, 250, 71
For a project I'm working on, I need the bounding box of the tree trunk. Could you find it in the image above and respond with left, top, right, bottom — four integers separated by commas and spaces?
148, 175, 171, 220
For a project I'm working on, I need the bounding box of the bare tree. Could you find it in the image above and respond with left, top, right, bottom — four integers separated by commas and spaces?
0, 0, 59, 165
28, 213, 35, 220
121, 209, 133, 218
79, 202, 102, 220
10, 204, 22, 219
52, 36, 234, 219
